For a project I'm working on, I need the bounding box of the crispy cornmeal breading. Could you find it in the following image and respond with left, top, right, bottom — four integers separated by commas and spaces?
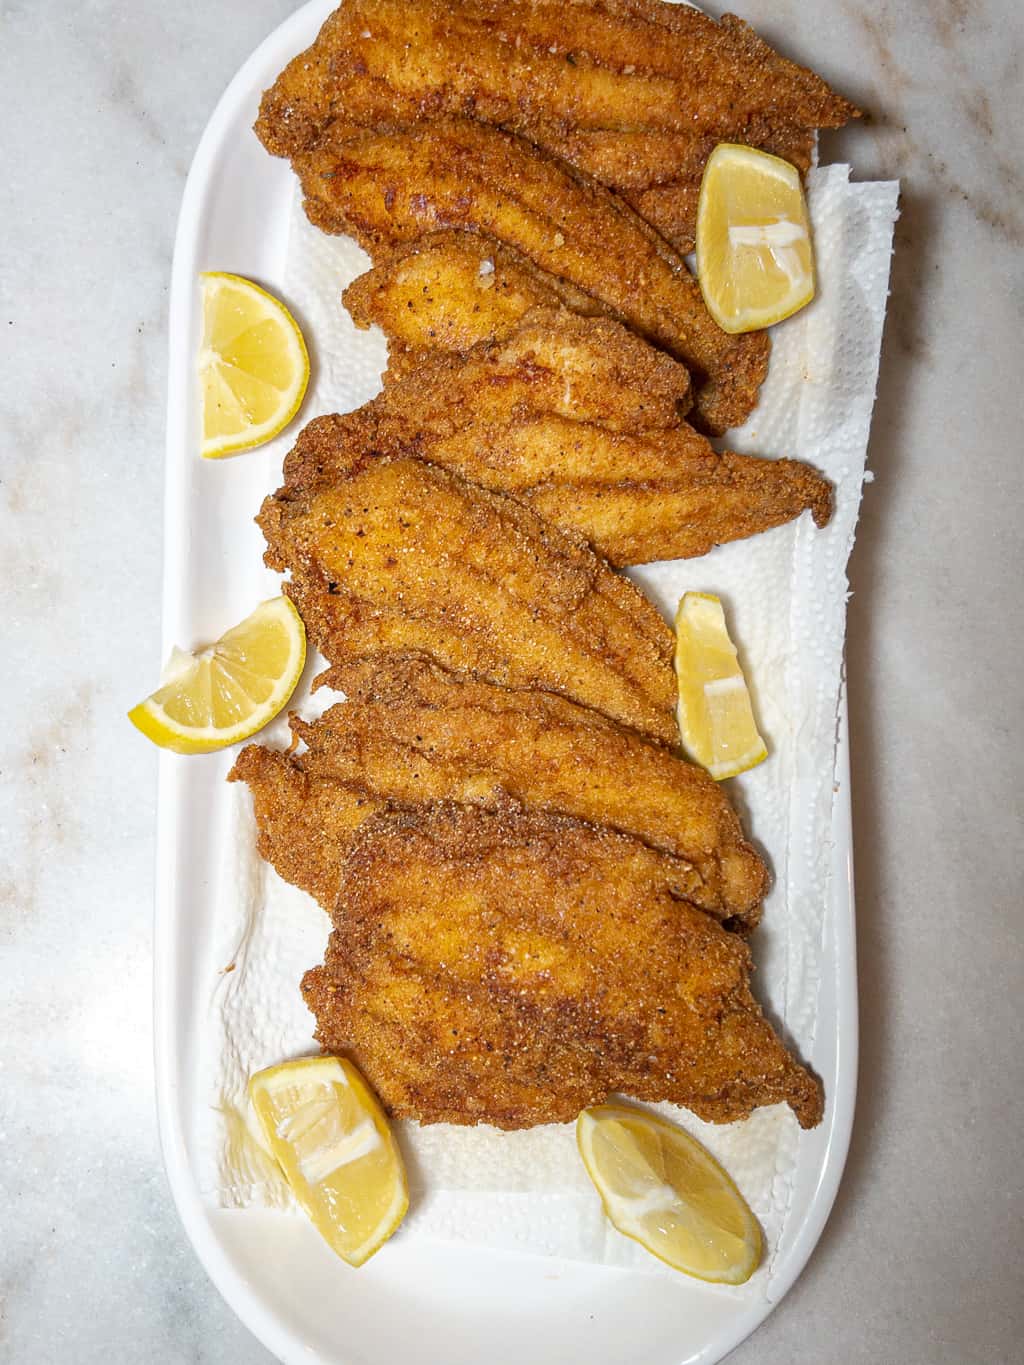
292, 118, 769, 434
343, 233, 614, 378
258, 440, 679, 744
293, 308, 832, 567
302, 804, 822, 1130
229, 653, 768, 928
255, 0, 857, 253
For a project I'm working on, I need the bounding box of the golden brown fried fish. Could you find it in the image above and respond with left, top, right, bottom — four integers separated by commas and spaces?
302, 803, 822, 1129
229, 653, 768, 928
259, 437, 679, 744
310, 306, 832, 566
342, 232, 613, 376
360, 304, 694, 429
256, 0, 857, 251
293, 118, 768, 433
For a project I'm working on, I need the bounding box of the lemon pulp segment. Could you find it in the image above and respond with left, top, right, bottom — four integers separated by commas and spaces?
674, 591, 767, 780
249, 1056, 408, 1267
577, 1104, 762, 1283
696, 143, 815, 334
127, 596, 306, 754
199, 272, 309, 458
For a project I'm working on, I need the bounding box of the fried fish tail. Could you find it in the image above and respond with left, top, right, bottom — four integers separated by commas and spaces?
517, 430, 833, 566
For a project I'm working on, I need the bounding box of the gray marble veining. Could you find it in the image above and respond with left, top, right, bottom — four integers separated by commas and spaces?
1, 2, 1022, 1362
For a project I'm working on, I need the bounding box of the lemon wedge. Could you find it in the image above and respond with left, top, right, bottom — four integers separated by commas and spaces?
199, 272, 309, 458
696, 143, 815, 334
128, 596, 306, 754
674, 591, 766, 780
577, 1104, 763, 1284
249, 1056, 408, 1267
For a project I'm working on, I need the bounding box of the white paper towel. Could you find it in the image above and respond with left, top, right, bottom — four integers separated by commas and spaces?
196, 165, 898, 1277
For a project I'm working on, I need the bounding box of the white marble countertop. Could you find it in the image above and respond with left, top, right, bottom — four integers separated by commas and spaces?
1, 2, 1022, 1361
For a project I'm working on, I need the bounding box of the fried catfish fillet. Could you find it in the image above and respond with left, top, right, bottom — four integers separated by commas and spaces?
229, 653, 768, 927
292, 118, 769, 434
301, 804, 823, 1129
343, 233, 614, 377
308, 307, 832, 566
361, 304, 694, 428
258, 441, 678, 744
255, 0, 857, 251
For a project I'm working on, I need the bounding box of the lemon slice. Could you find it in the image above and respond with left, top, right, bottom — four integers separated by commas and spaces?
128, 596, 306, 754
696, 143, 815, 334
577, 1104, 763, 1284
674, 592, 766, 780
249, 1056, 408, 1267
199, 272, 309, 458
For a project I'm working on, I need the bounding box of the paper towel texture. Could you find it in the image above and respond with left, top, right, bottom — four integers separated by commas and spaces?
196, 165, 898, 1277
